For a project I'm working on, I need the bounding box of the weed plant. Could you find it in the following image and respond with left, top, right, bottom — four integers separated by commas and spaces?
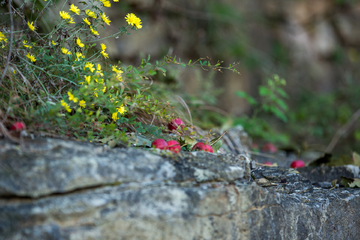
0, 1, 240, 146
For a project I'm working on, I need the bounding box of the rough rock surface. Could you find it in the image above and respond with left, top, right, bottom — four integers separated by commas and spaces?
1, 138, 360, 240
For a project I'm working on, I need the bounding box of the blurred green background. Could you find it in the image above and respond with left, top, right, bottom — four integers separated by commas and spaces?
105, 0, 360, 154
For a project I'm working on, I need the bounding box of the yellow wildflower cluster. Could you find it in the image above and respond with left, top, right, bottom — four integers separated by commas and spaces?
100, 12, 111, 26
64, 92, 86, 110
26, 53, 36, 62
125, 13, 142, 29
112, 105, 127, 121
90, 26, 99, 36
83, 18, 91, 25
76, 38, 84, 48
100, 43, 109, 59
102, 0, 111, 7
112, 66, 123, 81
84, 62, 95, 72
23, 40, 32, 49
27, 21, 35, 31
61, 47, 72, 55
75, 52, 84, 61
69, 4, 80, 15
59, 11, 75, 24
84, 75, 91, 84
86, 10, 97, 19
68, 91, 78, 103
61, 100, 71, 113
96, 64, 104, 76
0, 31, 7, 47
79, 100, 86, 108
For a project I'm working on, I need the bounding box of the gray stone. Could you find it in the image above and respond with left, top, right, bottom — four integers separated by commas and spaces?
297, 165, 360, 183
1, 137, 360, 240
0, 138, 246, 198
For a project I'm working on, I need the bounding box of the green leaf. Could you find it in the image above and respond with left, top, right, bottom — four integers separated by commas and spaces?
276, 88, 289, 98
212, 140, 222, 152
148, 69, 157, 76
184, 136, 197, 148
271, 107, 287, 122
180, 63, 186, 68
341, 177, 360, 188
275, 98, 288, 111
235, 91, 257, 105
126, 65, 133, 72
259, 86, 270, 96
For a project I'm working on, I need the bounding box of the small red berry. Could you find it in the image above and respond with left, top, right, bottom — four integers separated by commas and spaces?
262, 143, 278, 153
151, 139, 168, 150
192, 142, 205, 151
168, 118, 185, 131
192, 142, 213, 153
167, 140, 181, 153
264, 161, 273, 166
290, 160, 305, 168
10, 122, 26, 131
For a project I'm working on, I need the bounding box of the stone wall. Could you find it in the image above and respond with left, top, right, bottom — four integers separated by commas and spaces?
1, 137, 360, 239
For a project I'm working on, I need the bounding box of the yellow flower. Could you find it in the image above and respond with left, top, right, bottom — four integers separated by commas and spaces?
85, 10, 97, 19
102, 86, 106, 93
112, 112, 119, 121
94, 89, 98, 98
27, 21, 35, 31
112, 66, 123, 74
23, 40, 32, 49
96, 64, 104, 76
103, 0, 111, 7
68, 91, 78, 103
100, 43, 107, 51
100, 50, 109, 59
26, 53, 36, 62
84, 75, 91, 84
83, 18, 91, 26
61, 100, 72, 113
60, 11, 71, 20
69, 4, 80, 15
51, 40, 57, 46
90, 26, 99, 36
112, 104, 127, 121
113, 0, 119, 2
61, 47, 72, 55
116, 73, 123, 81
117, 105, 127, 115
79, 100, 86, 108
75, 52, 84, 61
67, 17, 75, 24
125, 13, 142, 29
76, 38, 84, 48
0, 31, 8, 44
84, 62, 95, 72
100, 12, 111, 25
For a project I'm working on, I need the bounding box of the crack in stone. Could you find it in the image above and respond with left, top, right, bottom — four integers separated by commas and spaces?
244, 204, 281, 213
